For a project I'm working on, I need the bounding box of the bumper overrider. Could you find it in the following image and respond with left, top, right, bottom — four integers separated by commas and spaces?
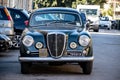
19, 56, 94, 62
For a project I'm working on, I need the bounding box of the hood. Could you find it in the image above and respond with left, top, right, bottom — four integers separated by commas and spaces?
28, 24, 82, 35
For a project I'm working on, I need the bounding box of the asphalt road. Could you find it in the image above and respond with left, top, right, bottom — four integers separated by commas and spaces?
0, 29, 120, 80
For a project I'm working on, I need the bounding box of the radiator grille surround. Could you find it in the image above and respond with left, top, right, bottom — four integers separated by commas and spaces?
47, 32, 66, 58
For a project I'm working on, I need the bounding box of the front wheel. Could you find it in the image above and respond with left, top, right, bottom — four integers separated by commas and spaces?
79, 61, 93, 74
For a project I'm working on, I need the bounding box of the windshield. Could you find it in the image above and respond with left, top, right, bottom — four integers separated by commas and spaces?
100, 17, 109, 21
79, 9, 97, 16
30, 12, 81, 27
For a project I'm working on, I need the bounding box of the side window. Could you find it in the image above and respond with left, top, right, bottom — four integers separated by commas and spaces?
9, 10, 27, 22
0, 9, 8, 20
14, 14, 21, 20
13, 12, 23, 21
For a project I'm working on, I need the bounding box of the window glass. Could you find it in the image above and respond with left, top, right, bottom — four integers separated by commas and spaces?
8, 10, 27, 21
14, 14, 21, 20
0, 9, 8, 20
80, 9, 97, 16
100, 17, 109, 21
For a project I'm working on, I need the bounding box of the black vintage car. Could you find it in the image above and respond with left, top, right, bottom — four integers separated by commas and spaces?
0, 34, 12, 51
19, 7, 94, 74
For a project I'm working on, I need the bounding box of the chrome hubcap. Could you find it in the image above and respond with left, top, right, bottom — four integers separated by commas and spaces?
12, 35, 21, 48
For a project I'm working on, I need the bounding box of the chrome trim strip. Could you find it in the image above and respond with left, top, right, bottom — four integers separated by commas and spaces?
19, 56, 94, 62
55, 33, 57, 56
67, 50, 82, 52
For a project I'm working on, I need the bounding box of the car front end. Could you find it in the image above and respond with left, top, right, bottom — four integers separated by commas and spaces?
19, 30, 93, 62
89, 20, 99, 32
99, 16, 112, 30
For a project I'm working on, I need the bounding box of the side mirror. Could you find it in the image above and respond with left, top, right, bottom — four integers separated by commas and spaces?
24, 20, 29, 26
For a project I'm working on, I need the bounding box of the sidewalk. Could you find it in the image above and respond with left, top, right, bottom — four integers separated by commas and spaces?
99, 29, 120, 33
91, 29, 120, 35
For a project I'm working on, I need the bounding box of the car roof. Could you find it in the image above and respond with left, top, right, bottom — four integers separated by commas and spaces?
7, 7, 25, 11
33, 7, 79, 13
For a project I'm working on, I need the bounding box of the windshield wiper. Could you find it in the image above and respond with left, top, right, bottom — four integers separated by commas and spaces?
46, 20, 64, 25
32, 20, 78, 27
46, 20, 77, 26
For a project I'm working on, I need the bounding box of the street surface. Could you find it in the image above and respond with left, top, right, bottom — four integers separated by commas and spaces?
0, 29, 120, 80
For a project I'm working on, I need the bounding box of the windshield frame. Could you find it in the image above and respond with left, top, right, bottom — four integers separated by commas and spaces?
29, 11, 82, 27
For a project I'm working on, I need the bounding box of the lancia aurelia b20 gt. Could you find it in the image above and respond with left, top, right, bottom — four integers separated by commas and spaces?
19, 7, 94, 74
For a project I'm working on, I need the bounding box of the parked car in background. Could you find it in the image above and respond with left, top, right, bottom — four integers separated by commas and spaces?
99, 16, 112, 30
79, 12, 99, 32
77, 5, 100, 32
0, 34, 12, 51
7, 8, 29, 48
111, 20, 118, 29
87, 19, 99, 32
0, 6, 14, 40
19, 7, 94, 74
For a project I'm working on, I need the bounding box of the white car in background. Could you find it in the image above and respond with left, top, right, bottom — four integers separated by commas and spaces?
99, 16, 112, 30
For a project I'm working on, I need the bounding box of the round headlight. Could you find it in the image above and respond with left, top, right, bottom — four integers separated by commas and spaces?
70, 42, 77, 49
22, 35, 34, 47
36, 42, 43, 49
79, 35, 90, 46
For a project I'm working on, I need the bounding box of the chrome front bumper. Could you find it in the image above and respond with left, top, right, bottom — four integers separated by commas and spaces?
19, 56, 94, 62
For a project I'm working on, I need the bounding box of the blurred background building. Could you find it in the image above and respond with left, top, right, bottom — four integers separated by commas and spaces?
106, 0, 120, 20
0, 0, 120, 20
0, 0, 33, 11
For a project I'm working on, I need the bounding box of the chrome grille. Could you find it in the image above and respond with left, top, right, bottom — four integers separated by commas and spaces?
47, 32, 66, 58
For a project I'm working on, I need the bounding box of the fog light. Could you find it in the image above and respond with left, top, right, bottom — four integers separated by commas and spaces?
83, 50, 87, 55
26, 51, 30, 54
70, 42, 77, 49
36, 42, 43, 49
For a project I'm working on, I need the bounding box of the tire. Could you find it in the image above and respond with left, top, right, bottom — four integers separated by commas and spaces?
1, 42, 8, 51
80, 61, 93, 74
20, 62, 32, 74
88, 28, 94, 32
107, 28, 110, 30
94, 29, 99, 32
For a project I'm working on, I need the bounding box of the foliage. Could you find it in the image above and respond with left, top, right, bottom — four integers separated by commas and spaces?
33, 0, 106, 9
102, 4, 113, 17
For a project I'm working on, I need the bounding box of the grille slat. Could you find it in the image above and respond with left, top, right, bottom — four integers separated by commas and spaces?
47, 32, 66, 58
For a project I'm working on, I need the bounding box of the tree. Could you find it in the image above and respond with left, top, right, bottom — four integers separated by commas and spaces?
33, 0, 106, 9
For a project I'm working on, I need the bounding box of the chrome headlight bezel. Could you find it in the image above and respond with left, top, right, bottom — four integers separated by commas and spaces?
35, 42, 43, 49
70, 42, 77, 49
22, 35, 34, 47
79, 35, 90, 47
